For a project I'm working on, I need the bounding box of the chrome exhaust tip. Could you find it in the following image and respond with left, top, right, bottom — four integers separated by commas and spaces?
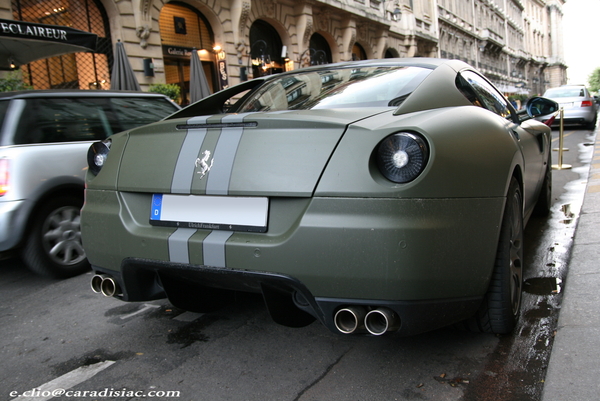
334, 306, 366, 334
90, 274, 106, 294
100, 277, 121, 297
365, 308, 401, 336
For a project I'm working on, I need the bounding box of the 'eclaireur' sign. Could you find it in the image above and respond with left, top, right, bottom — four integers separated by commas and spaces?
1, 22, 68, 41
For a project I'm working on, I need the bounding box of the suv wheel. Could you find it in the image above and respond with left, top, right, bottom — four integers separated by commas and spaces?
21, 196, 90, 278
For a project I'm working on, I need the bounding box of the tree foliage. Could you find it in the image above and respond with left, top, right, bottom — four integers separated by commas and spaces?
0, 71, 32, 92
148, 83, 181, 103
588, 67, 600, 93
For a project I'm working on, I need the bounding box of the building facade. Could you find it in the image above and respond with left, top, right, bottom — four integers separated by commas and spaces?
0, 0, 567, 104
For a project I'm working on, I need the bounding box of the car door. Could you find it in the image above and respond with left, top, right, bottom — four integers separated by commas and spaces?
458, 70, 545, 210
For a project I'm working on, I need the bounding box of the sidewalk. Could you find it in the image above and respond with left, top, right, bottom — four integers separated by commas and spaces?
541, 135, 600, 401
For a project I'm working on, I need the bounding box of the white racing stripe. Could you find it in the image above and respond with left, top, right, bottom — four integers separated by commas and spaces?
171, 116, 209, 194
203, 230, 234, 267
205, 113, 250, 195
11, 361, 115, 401
168, 228, 197, 264
167, 113, 253, 266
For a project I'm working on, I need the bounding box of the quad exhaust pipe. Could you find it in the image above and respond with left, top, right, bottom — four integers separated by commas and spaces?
334, 306, 367, 334
91, 274, 121, 297
334, 306, 400, 335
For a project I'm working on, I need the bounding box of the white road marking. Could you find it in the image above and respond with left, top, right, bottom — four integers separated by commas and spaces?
173, 311, 204, 322
11, 360, 115, 401
120, 303, 161, 320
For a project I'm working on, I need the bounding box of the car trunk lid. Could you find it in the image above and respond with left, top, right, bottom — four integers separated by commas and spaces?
117, 109, 387, 196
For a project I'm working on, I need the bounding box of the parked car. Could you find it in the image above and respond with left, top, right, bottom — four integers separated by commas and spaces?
0, 90, 180, 278
540, 85, 598, 129
82, 59, 557, 336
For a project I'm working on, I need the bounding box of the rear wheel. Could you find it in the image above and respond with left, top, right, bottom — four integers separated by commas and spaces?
468, 178, 524, 334
21, 196, 89, 278
586, 114, 597, 130
533, 163, 552, 217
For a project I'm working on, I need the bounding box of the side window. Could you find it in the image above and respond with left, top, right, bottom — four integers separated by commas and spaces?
0, 100, 9, 137
14, 98, 114, 144
110, 98, 179, 131
457, 71, 514, 121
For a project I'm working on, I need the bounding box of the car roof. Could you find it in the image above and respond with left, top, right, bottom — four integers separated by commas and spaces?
0, 89, 171, 100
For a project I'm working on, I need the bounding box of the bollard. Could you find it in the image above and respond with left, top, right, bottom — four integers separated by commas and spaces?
552, 108, 572, 170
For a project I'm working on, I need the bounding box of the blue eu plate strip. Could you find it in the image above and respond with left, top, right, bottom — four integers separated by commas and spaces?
150, 194, 163, 221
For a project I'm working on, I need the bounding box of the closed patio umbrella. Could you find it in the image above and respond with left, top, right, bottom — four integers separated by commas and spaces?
0, 18, 97, 70
190, 48, 211, 103
110, 40, 140, 91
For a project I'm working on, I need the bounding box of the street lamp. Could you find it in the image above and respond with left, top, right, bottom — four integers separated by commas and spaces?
384, 1, 402, 21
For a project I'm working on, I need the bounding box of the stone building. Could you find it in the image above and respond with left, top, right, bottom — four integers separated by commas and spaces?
0, 0, 566, 104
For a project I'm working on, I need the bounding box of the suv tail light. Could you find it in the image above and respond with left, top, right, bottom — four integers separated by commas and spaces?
0, 159, 8, 196
581, 100, 593, 107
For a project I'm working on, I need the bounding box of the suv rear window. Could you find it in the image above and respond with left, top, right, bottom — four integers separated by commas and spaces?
110, 97, 178, 130
13, 97, 177, 145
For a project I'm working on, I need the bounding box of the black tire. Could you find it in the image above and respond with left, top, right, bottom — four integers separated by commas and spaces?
21, 196, 90, 278
586, 114, 597, 130
533, 163, 552, 217
467, 178, 524, 334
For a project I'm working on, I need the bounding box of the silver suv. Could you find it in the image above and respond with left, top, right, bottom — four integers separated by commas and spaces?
0, 90, 179, 277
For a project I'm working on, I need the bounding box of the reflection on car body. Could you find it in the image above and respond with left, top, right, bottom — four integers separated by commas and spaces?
82, 59, 556, 336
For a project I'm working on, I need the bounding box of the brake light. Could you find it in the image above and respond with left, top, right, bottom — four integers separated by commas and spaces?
581, 100, 593, 107
0, 159, 8, 196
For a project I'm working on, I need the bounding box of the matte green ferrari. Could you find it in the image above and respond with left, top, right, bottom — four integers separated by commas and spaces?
82, 58, 557, 336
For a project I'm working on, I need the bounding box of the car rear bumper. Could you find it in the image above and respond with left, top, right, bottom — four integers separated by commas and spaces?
558, 108, 597, 124
91, 259, 483, 336
82, 189, 505, 301
0, 200, 26, 251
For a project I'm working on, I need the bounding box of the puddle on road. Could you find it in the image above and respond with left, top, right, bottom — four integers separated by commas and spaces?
523, 299, 554, 320
523, 277, 562, 296
559, 203, 575, 224
166, 314, 221, 348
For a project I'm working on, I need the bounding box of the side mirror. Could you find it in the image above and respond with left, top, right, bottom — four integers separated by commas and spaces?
526, 97, 559, 118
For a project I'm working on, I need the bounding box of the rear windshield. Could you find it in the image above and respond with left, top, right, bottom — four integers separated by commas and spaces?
543, 87, 586, 98
236, 66, 432, 112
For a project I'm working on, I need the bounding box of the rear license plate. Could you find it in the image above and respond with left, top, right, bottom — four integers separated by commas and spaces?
150, 194, 268, 232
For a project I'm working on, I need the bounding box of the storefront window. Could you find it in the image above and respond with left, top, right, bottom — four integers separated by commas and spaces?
12, 0, 112, 90
159, 2, 216, 105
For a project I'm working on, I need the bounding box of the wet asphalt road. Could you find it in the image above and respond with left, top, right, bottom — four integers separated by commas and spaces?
0, 126, 595, 401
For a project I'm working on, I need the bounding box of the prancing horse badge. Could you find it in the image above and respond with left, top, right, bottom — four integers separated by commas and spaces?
195, 150, 214, 179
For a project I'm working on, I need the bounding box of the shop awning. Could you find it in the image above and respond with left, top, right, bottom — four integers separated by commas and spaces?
0, 18, 98, 70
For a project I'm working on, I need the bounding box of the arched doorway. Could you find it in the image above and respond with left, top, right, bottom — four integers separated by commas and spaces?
352, 43, 367, 61
159, 2, 216, 105
249, 20, 283, 78
308, 33, 332, 65
12, 0, 112, 89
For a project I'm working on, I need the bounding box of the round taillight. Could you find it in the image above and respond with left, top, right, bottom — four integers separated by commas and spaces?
87, 139, 111, 176
376, 133, 429, 183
